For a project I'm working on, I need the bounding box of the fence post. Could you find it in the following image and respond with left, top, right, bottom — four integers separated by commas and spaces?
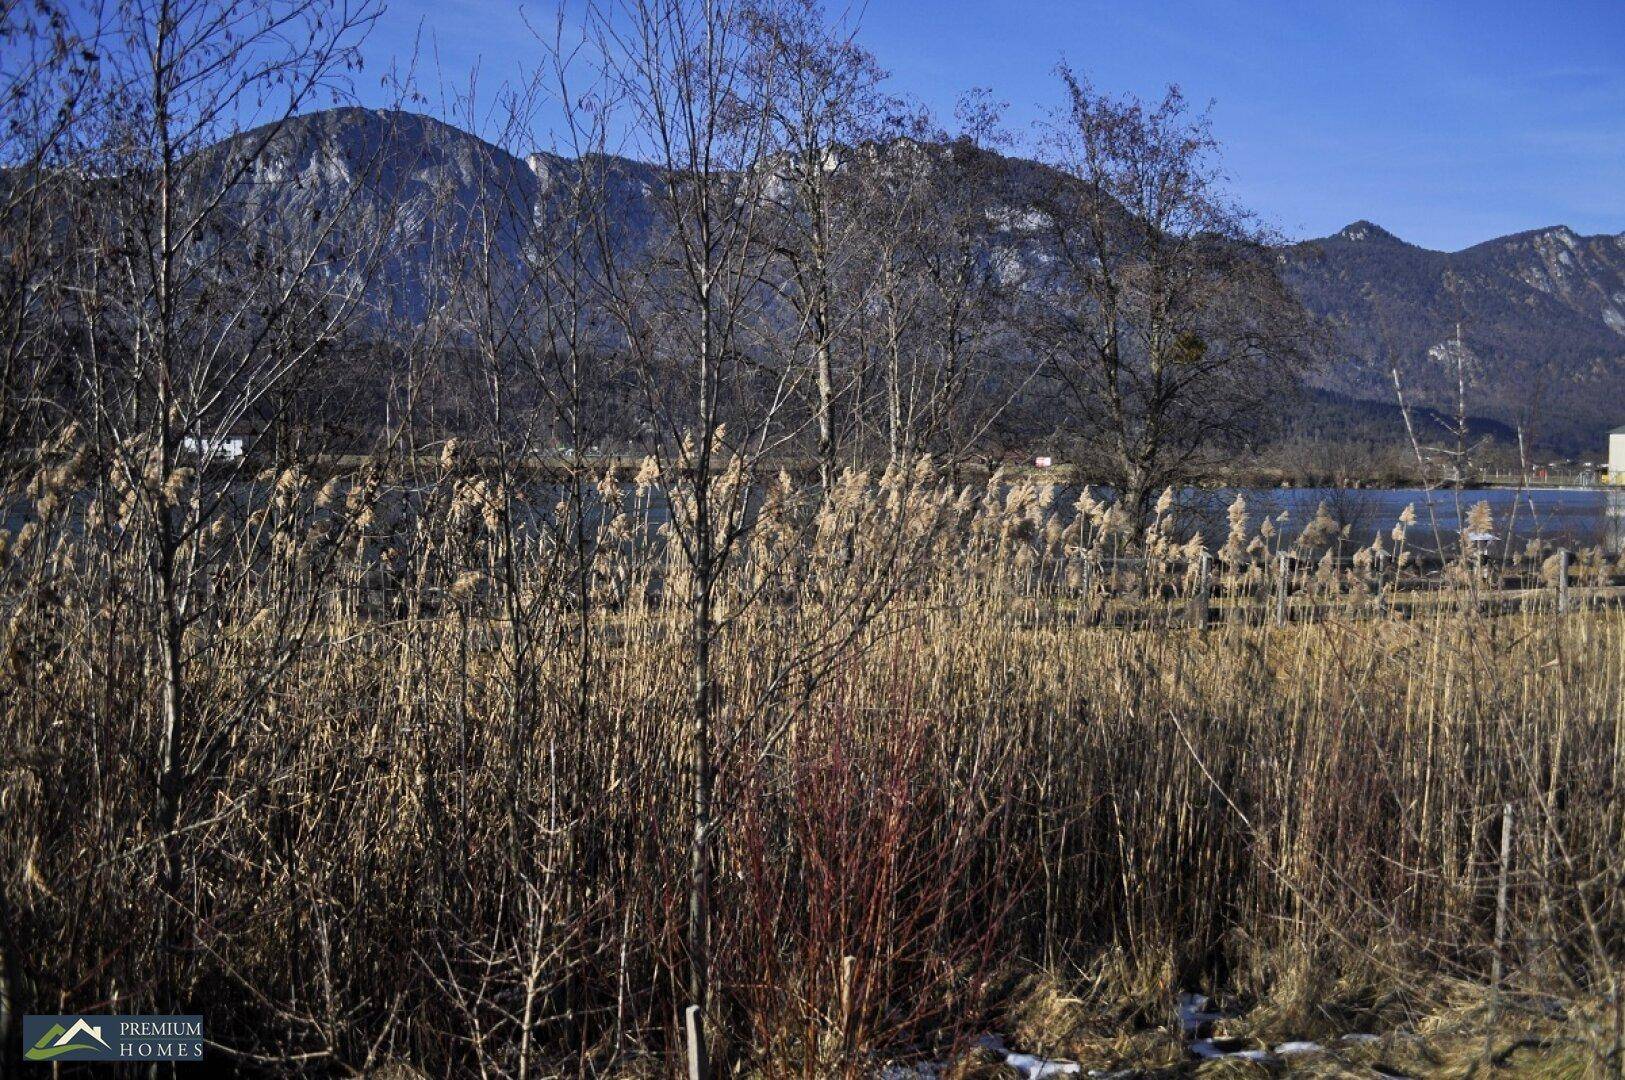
685, 1004, 709, 1080
1191, 551, 1212, 628
1370, 550, 1385, 618
840, 955, 856, 1042
1487, 802, 1512, 1066
1275, 550, 1289, 627
1558, 548, 1570, 614
1079, 557, 1095, 627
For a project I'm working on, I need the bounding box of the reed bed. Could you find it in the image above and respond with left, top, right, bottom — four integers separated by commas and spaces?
2, 451, 1622, 1076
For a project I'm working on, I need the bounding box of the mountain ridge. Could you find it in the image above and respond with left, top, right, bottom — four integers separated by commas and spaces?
1282, 212, 1625, 451
191, 107, 1625, 454
1318, 219, 1622, 255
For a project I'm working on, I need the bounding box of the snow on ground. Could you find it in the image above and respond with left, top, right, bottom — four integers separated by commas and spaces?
982, 1034, 1081, 1078
875, 995, 1387, 1076
877, 1034, 1081, 1079
1175, 991, 1223, 1035
1192, 1038, 1273, 1062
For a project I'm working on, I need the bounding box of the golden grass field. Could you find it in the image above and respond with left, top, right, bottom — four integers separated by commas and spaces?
2, 455, 1622, 1075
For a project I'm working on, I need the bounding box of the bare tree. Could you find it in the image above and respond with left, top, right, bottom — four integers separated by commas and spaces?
566, 5, 969, 1057
47, 0, 383, 1010
0, 1, 113, 486
742, 0, 888, 493
582, 0, 789, 1026
1030, 66, 1314, 526
0, 0, 119, 1047
863, 92, 1021, 469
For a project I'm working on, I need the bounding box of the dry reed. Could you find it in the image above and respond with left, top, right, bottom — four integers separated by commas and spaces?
1, 456, 1621, 1076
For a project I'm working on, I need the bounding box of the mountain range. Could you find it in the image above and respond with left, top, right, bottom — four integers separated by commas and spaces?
1281, 220, 1625, 453
208, 107, 1625, 455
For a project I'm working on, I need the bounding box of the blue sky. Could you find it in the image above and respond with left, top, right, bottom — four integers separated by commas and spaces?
349, 0, 1621, 251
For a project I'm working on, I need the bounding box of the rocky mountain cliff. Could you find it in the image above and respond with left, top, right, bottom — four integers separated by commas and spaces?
200, 108, 541, 322
1281, 221, 1625, 453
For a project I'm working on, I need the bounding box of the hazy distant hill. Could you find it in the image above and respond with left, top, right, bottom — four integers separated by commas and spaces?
1280, 221, 1625, 453
175, 108, 1625, 454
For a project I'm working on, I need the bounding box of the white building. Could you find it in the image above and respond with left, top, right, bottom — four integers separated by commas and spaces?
180, 434, 246, 461
1611, 426, 1625, 484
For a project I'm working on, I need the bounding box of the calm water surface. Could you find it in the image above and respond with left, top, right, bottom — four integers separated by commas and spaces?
1180, 486, 1618, 550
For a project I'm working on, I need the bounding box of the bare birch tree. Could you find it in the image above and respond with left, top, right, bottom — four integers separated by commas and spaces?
47, 0, 384, 1009
854, 92, 1019, 469
1030, 66, 1313, 525
742, 0, 887, 492
581, 0, 788, 1026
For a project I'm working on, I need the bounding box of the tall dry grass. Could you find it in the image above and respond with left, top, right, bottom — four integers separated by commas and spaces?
1, 452, 1622, 1075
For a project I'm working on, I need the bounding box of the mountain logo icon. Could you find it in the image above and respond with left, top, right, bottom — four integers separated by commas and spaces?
24, 1017, 111, 1061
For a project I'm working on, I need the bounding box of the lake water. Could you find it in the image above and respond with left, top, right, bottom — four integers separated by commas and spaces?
1177, 486, 1620, 552
12, 480, 1619, 556
532, 481, 1625, 553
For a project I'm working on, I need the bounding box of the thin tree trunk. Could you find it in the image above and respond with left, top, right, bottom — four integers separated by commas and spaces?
815, 311, 836, 493
689, 283, 717, 1018
152, 2, 189, 1009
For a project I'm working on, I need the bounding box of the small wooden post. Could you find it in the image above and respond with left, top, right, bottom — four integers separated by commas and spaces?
1275, 550, 1289, 627
1080, 557, 1096, 627
1558, 548, 1570, 614
1190, 551, 1212, 628
685, 1004, 709, 1080
840, 955, 856, 1041
1487, 802, 1512, 1065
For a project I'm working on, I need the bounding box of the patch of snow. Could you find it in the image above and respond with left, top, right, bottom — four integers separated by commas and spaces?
990, 248, 1030, 287
1427, 337, 1482, 377
952, 1034, 1081, 1079
1175, 991, 1224, 1035
761, 173, 793, 205
1274, 1040, 1324, 1055
1192, 1039, 1273, 1062
308, 148, 353, 186
1340, 1033, 1380, 1044
1005, 1052, 1082, 1078
878, 1064, 940, 1080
